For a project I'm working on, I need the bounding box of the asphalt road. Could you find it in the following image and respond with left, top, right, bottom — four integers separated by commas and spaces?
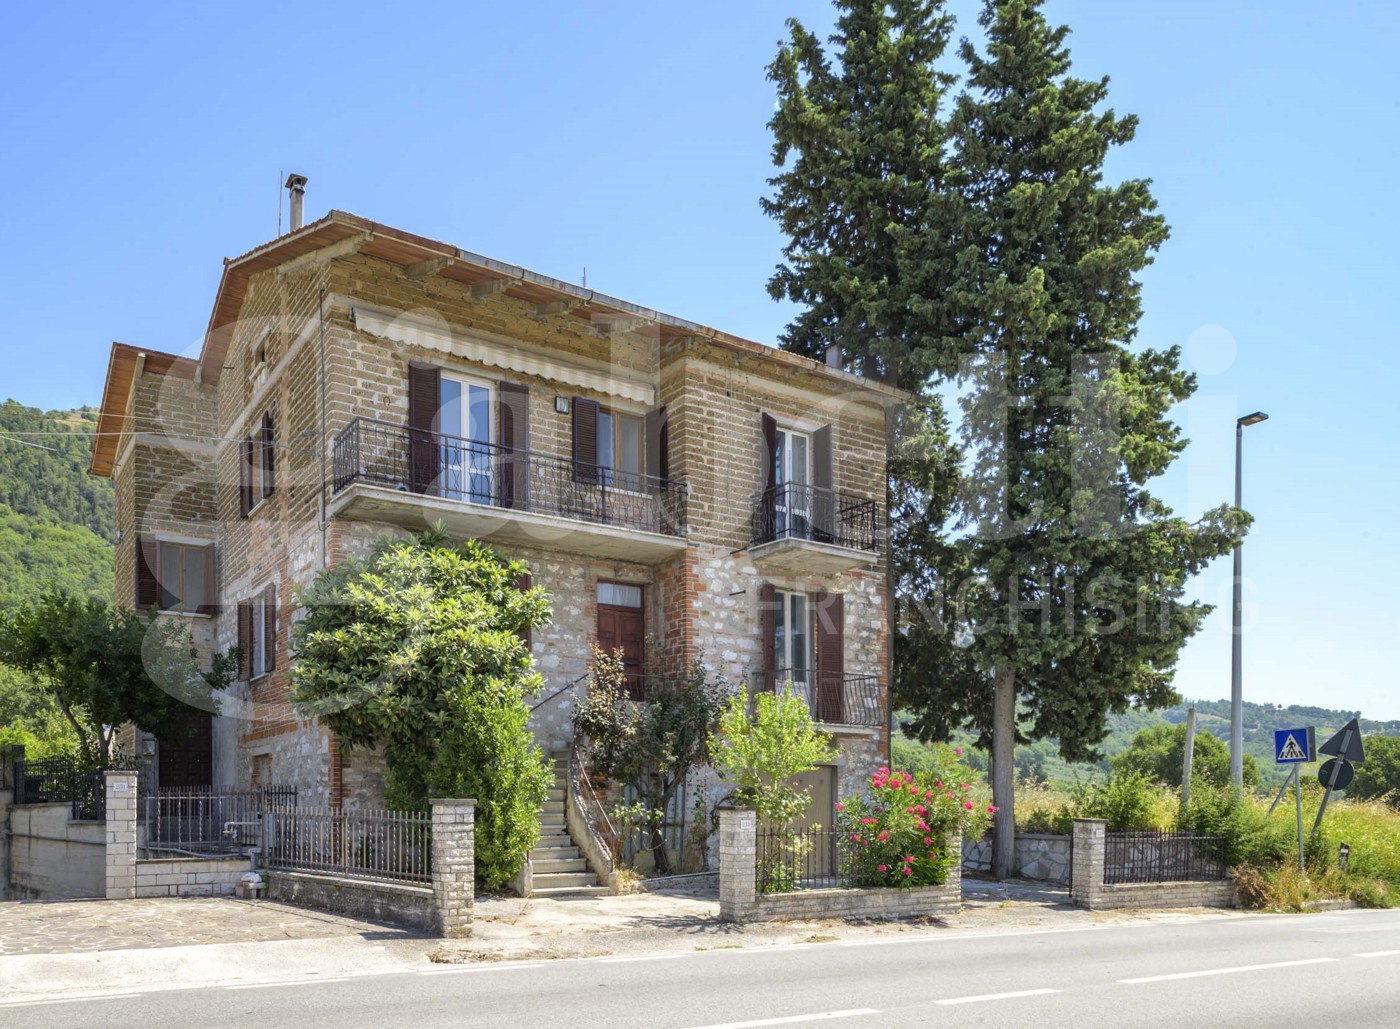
8, 908, 1400, 1027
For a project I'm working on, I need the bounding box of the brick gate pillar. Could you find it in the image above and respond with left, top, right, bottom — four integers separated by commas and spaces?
105, 770, 138, 900
430, 797, 476, 938
1070, 817, 1107, 909
718, 806, 757, 923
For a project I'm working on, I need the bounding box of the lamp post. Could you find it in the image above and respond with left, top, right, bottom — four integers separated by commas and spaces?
1231, 411, 1269, 793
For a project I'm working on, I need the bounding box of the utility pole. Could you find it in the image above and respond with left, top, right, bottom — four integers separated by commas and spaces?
1231, 412, 1268, 794
1181, 706, 1197, 812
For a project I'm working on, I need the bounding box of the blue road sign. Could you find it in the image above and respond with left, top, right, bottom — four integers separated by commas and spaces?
1274, 727, 1315, 764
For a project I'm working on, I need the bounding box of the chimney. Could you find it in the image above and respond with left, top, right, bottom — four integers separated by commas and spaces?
285, 173, 308, 232
825, 343, 842, 370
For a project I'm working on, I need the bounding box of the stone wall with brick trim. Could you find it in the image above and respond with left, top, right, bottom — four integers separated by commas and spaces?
1070, 818, 1236, 910
133, 856, 249, 897
105, 771, 138, 900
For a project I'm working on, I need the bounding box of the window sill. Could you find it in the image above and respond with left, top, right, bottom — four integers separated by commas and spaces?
156, 610, 213, 619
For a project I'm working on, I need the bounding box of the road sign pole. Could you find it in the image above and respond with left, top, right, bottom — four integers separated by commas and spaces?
1268, 766, 1293, 816
1311, 725, 1354, 838
1181, 706, 1197, 813
1293, 765, 1305, 874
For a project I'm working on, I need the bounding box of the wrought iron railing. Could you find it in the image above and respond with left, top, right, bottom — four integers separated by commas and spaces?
142, 786, 298, 856
265, 806, 432, 884
761, 669, 883, 727
333, 417, 688, 537
750, 483, 878, 552
1103, 830, 1230, 884
12, 757, 106, 820
757, 826, 850, 893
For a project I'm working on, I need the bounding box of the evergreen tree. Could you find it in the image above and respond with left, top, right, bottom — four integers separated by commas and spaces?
897, 0, 1245, 876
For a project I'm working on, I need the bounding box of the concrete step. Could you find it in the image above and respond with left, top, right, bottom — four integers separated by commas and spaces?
546, 788, 565, 801
531, 840, 580, 856
533, 856, 590, 875
533, 884, 612, 898
532, 871, 599, 890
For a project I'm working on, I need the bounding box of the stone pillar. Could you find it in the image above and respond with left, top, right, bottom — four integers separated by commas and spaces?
1070, 818, 1107, 910
718, 806, 757, 923
105, 771, 138, 900
431, 797, 475, 938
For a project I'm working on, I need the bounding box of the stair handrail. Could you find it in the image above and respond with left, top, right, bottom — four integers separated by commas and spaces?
569, 736, 617, 880
529, 672, 589, 714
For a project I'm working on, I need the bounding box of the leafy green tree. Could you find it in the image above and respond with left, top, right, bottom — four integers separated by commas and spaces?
1347, 736, 1400, 807
891, 0, 1246, 877
711, 685, 837, 829
573, 648, 730, 875
1113, 723, 1258, 789
0, 591, 223, 764
289, 530, 553, 889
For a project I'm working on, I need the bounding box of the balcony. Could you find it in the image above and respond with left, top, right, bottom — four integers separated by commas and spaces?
748, 483, 879, 575
761, 668, 884, 728
329, 417, 688, 563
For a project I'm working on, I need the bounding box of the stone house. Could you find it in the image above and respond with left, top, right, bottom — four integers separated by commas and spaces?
89, 192, 905, 877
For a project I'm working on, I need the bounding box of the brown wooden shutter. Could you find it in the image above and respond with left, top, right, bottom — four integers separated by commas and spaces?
572, 397, 600, 483
237, 601, 252, 679
135, 538, 160, 610
645, 406, 668, 485
239, 438, 254, 516
812, 424, 834, 542
198, 545, 217, 616
758, 582, 776, 693
497, 381, 530, 509
814, 591, 845, 723
260, 412, 275, 500
407, 362, 441, 494
263, 584, 277, 674
516, 571, 533, 652
760, 413, 778, 492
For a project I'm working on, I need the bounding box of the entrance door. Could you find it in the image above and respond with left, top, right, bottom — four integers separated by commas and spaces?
790, 764, 838, 877
158, 710, 213, 789
597, 582, 645, 701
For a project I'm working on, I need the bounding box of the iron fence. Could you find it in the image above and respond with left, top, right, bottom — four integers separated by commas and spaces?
751, 483, 878, 552
756, 826, 850, 893
1103, 830, 1230, 884
762, 669, 883, 727
332, 417, 688, 537
266, 806, 432, 884
142, 786, 297, 856
12, 757, 106, 820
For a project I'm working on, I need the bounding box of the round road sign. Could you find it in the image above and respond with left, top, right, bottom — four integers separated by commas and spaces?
1319, 758, 1355, 791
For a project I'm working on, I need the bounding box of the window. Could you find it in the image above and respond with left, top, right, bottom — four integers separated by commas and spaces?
239, 411, 275, 516
774, 428, 811, 538
597, 409, 644, 491
773, 590, 813, 692
238, 585, 277, 681
438, 374, 494, 503
137, 539, 214, 614
597, 582, 643, 608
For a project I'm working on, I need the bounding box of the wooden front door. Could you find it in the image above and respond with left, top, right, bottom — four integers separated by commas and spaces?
597, 603, 646, 701
158, 710, 213, 789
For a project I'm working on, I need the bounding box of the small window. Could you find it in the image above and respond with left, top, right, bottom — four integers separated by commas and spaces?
598, 582, 643, 608
598, 409, 644, 490
138, 539, 213, 614
250, 602, 268, 679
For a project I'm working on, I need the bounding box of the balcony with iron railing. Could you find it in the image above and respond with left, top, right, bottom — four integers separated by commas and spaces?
749, 483, 879, 575
329, 417, 689, 562
761, 667, 884, 728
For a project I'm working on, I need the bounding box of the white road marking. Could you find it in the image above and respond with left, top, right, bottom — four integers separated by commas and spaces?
936, 988, 1060, 1005
0, 994, 138, 1008
840, 925, 1107, 947
598, 953, 693, 963
226, 977, 351, 990
1356, 950, 1400, 958
1120, 957, 1338, 983
680, 1009, 879, 1029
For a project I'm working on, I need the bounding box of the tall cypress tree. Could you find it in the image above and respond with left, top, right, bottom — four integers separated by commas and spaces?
896, 0, 1246, 876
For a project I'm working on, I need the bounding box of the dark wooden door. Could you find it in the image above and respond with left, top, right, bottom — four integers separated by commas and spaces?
158, 710, 213, 789
597, 604, 646, 700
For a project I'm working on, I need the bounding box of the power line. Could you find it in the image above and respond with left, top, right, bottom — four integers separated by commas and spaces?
0, 433, 59, 452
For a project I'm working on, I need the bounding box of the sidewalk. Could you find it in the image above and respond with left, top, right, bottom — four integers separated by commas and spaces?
0, 881, 1242, 1006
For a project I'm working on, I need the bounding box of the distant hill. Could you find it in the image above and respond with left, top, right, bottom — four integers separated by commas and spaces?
0, 400, 113, 609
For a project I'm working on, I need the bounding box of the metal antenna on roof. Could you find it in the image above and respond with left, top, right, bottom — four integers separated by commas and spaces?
278, 169, 283, 236
582, 266, 587, 288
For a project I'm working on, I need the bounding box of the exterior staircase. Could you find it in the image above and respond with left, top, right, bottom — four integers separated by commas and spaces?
528, 751, 610, 897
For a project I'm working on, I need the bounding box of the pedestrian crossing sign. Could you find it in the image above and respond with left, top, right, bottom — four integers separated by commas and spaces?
1274, 727, 1315, 764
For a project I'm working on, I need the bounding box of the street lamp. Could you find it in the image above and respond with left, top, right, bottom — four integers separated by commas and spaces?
1231, 411, 1269, 793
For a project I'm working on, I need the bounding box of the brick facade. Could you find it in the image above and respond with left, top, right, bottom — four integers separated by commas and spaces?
95, 212, 903, 821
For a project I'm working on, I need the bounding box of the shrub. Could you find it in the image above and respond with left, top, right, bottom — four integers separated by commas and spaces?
711, 685, 836, 828
1179, 782, 1292, 868
836, 751, 992, 889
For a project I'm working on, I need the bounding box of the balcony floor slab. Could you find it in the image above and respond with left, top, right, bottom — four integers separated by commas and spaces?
328, 483, 688, 564
747, 536, 878, 576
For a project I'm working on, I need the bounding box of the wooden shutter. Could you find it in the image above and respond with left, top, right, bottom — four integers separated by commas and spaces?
407, 362, 441, 494
645, 406, 668, 486
260, 412, 275, 500
758, 582, 776, 693
760, 413, 778, 491
198, 544, 217, 616
812, 424, 834, 542
517, 571, 533, 652
135, 538, 160, 610
239, 438, 254, 516
814, 591, 845, 723
237, 601, 252, 679
572, 397, 600, 484
263, 584, 277, 674
497, 381, 530, 509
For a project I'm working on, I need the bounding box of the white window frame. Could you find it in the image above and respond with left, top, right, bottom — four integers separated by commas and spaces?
438, 372, 496, 504
250, 597, 269, 680
773, 589, 814, 696
597, 406, 646, 492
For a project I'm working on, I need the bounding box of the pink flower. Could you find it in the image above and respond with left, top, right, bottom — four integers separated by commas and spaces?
935, 781, 943, 789
851, 833, 861, 842
908, 785, 919, 795
964, 801, 974, 810
945, 792, 954, 800
987, 804, 998, 814
954, 747, 963, 757
878, 831, 890, 842
878, 864, 888, 873
923, 836, 933, 845
924, 789, 934, 799
878, 768, 890, 776
961, 783, 972, 791
915, 805, 926, 815
835, 803, 845, 812
903, 867, 913, 876
904, 855, 915, 864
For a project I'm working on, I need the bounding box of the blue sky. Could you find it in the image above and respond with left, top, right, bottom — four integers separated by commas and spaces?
2, 1, 1397, 717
